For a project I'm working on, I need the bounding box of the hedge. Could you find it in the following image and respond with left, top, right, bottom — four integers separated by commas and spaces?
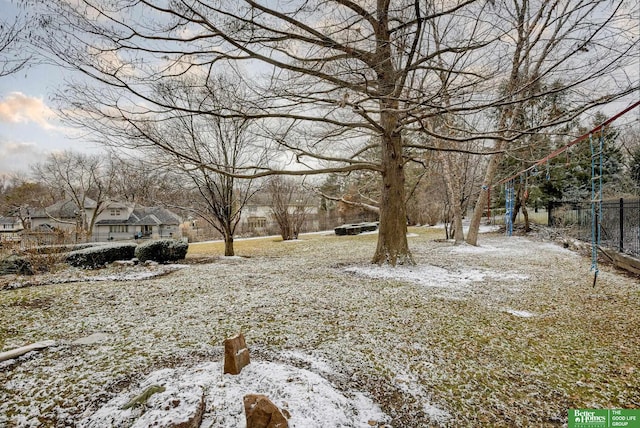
66, 243, 137, 268
134, 239, 189, 263
0, 255, 34, 276
25, 242, 100, 255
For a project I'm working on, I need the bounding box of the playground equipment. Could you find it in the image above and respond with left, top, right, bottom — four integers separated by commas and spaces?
495, 101, 640, 286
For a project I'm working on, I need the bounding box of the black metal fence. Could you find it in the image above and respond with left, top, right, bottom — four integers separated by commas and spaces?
548, 198, 640, 257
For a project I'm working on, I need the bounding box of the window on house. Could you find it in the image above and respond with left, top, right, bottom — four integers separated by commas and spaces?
247, 216, 267, 229
110, 209, 121, 216
109, 225, 128, 233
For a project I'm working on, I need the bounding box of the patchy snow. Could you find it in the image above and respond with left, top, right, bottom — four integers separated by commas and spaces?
360, 230, 379, 235
72, 333, 110, 346
345, 264, 528, 290
447, 236, 580, 259
504, 309, 535, 318
86, 264, 188, 282
476, 224, 501, 234
81, 360, 388, 428
0, 263, 188, 291
393, 372, 451, 423
424, 223, 501, 235
280, 350, 336, 375
1, 231, 638, 427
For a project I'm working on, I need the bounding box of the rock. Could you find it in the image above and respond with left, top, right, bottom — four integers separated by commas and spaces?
164, 393, 206, 428
224, 333, 250, 375
244, 394, 289, 428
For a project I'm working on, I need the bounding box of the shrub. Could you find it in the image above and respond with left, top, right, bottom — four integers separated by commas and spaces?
134, 239, 189, 263
0, 255, 34, 276
23, 244, 103, 273
24, 243, 99, 255
66, 243, 137, 268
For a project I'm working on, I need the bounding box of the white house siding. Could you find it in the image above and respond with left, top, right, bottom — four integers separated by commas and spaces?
0, 218, 23, 242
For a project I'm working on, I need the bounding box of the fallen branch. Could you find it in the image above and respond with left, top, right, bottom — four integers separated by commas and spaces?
0, 340, 56, 362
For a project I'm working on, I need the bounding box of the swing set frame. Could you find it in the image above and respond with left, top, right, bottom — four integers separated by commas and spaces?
494, 101, 640, 286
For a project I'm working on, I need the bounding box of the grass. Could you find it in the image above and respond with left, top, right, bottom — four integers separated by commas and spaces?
1, 226, 638, 426
186, 227, 444, 258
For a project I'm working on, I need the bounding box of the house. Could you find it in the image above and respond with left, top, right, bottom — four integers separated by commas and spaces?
30, 197, 98, 234
28, 198, 182, 242
0, 216, 24, 242
238, 192, 322, 236
92, 203, 182, 242
240, 193, 274, 235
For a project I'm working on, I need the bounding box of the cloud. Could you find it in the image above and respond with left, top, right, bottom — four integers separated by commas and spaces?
0, 139, 44, 173
0, 92, 58, 130
1, 140, 38, 155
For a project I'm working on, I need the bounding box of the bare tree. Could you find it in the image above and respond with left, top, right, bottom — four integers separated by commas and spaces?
0, 12, 30, 77
464, 0, 639, 245
0, 174, 52, 229
106, 75, 264, 256
36, 0, 638, 263
266, 176, 313, 241
31, 151, 116, 239
108, 155, 167, 205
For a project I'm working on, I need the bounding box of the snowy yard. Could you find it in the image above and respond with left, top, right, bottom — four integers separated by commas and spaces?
1, 227, 639, 427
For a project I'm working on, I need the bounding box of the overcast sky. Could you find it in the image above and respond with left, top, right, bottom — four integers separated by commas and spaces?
1, 0, 638, 177
0, 65, 106, 176
0, 0, 105, 176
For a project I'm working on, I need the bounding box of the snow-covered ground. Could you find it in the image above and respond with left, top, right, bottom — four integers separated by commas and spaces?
1, 228, 638, 427
82, 360, 388, 427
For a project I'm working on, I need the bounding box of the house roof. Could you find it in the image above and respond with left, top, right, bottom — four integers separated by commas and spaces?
0, 216, 24, 231
104, 201, 132, 209
0, 216, 18, 225
31, 197, 98, 219
95, 206, 181, 226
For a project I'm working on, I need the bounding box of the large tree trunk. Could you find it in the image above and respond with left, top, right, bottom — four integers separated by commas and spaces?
466, 141, 505, 246
371, 18, 413, 266
372, 131, 413, 266
223, 226, 234, 256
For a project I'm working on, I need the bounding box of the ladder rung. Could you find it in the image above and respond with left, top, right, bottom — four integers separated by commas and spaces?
591, 176, 601, 180
590, 199, 602, 203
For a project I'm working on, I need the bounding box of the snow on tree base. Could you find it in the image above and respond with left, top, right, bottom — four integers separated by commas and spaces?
81, 361, 389, 428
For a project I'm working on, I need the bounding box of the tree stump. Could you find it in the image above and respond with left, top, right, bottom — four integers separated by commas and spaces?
223, 333, 250, 375
244, 394, 289, 428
